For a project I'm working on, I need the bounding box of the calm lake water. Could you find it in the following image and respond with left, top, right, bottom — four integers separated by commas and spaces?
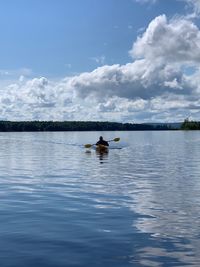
0, 131, 200, 267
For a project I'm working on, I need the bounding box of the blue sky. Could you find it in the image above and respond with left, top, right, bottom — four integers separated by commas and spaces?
0, 0, 188, 77
1, 0, 200, 122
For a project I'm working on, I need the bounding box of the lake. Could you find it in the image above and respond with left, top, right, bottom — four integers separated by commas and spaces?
0, 131, 200, 267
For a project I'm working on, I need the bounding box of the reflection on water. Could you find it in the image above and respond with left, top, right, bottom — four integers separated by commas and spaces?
0, 131, 200, 266
95, 149, 109, 164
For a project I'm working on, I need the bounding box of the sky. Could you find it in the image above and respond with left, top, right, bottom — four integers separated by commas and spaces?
1, 0, 200, 122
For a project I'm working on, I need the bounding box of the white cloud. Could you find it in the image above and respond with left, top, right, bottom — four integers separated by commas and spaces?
67, 60, 191, 102
90, 55, 106, 65
134, 0, 157, 4
130, 15, 200, 64
184, 0, 200, 18
1, 12, 200, 122
135, 0, 200, 18
0, 68, 32, 78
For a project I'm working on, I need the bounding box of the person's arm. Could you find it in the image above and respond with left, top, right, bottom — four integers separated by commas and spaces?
105, 141, 109, 146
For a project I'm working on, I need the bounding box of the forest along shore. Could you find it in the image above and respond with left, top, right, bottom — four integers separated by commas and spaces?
0, 121, 180, 132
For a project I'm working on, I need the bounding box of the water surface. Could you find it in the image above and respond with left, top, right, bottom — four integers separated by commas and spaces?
0, 131, 200, 266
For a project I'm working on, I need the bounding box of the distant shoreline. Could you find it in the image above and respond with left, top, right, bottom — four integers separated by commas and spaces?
0, 121, 181, 132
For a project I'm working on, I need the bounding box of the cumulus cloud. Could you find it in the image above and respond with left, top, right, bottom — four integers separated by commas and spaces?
56, 14, 200, 121
130, 15, 200, 63
62, 15, 200, 104
1, 8, 200, 122
67, 60, 191, 102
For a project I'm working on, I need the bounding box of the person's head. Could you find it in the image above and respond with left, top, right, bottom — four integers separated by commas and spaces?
99, 136, 103, 141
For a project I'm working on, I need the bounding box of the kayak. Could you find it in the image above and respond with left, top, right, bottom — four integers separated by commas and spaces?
95, 144, 109, 153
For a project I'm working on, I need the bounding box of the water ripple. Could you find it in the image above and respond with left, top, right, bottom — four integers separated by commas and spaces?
0, 131, 200, 266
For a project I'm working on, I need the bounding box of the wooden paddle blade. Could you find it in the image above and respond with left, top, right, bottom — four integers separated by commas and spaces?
84, 144, 92, 148
114, 138, 120, 142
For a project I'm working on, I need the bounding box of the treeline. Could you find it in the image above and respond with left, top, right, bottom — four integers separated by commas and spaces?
181, 119, 200, 130
0, 121, 172, 132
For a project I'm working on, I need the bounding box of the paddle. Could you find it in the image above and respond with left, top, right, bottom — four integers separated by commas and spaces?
84, 137, 120, 148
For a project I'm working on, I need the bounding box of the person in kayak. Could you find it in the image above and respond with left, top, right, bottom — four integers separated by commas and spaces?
96, 136, 109, 146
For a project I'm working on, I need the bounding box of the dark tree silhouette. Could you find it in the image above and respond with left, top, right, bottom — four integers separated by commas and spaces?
0, 121, 173, 132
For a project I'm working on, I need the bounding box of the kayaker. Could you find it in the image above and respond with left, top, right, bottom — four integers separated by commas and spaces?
96, 136, 109, 146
